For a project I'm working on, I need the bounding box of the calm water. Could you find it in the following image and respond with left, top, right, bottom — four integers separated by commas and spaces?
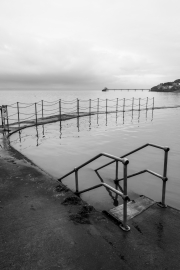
1, 90, 180, 211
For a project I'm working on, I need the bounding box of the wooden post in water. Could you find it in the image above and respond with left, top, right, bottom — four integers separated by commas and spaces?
17, 102, 20, 128
35, 103, 37, 126
59, 99, 61, 129
41, 100, 44, 119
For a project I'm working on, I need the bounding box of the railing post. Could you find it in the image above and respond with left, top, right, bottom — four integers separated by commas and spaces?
116, 98, 118, 114
6, 105, 9, 132
0, 107, 3, 127
139, 98, 141, 111
160, 149, 169, 207
59, 99, 61, 129
75, 168, 79, 194
97, 98, 99, 124
146, 97, 148, 110
132, 97, 134, 112
152, 97, 154, 110
123, 98, 125, 112
41, 100, 44, 119
77, 98, 79, 127
17, 102, 20, 128
35, 103, 37, 126
120, 163, 130, 231
106, 99, 107, 114
89, 99, 91, 115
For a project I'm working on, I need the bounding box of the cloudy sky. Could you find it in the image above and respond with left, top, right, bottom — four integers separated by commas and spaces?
0, 0, 180, 90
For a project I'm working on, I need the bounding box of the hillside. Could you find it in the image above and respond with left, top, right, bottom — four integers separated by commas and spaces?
150, 79, 180, 92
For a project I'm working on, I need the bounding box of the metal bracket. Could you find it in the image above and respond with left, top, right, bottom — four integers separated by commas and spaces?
157, 202, 167, 208
119, 224, 131, 232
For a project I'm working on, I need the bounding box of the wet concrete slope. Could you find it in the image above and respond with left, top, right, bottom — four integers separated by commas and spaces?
0, 134, 180, 269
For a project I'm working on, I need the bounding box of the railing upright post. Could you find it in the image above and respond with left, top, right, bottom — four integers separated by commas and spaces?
75, 168, 79, 194
146, 97, 148, 110
139, 98, 141, 111
123, 98, 125, 112
153, 97, 154, 110
41, 100, 44, 119
161, 149, 169, 206
116, 98, 118, 114
106, 99, 107, 114
120, 163, 130, 232
35, 103, 37, 126
0, 107, 3, 127
132, 97, 134, 112
59, 99, 61, 129
17, 102, 20, 128
97, 98, 99, 124
89, 99, 91, 116
6, 106, 9, 132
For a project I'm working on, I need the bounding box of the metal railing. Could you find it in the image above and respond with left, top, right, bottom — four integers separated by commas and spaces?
95, 143, 170, 207
58, 152, 130, 231
58, 143, 169, 232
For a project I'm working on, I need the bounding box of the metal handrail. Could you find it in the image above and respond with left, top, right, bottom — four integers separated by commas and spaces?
95, 143, 169, 171
95, 143, 170, 207
58, 152, 130, 231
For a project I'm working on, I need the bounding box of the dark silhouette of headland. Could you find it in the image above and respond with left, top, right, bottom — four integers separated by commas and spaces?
150, 79, 180, 92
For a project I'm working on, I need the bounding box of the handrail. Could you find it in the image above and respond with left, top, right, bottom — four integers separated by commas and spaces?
95, 143, 169, 208
58, 152, 130, 231
58, 143, 169, 232
117, 169, 168, 182
58, 152, 129, 181
95, 143, 169, 171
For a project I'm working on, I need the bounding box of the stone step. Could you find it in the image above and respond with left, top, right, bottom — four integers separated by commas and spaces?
108, 195, 156, 222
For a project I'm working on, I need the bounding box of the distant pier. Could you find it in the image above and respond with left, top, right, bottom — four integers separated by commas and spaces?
102, 88, 150, 91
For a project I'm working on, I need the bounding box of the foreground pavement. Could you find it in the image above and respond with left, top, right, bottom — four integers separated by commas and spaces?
1, 133, 180, 270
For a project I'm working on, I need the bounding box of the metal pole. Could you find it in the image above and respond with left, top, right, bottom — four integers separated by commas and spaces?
153, 97, 154, 110
0, 107, 3, 127
41, 100, 44, 119
123, 98, 125, 112
6, 106, 9, 132
115, 160, 118, 182
75, 168, 79, 193
89, 99, 91, 115
17, 102, 20, 128
120, 163, 130, 231
97, 98, 99, 124
146, 97, 148, 110
77, 99, 79, 129
35, 103, 37, 126
116, 98, 118, 114
132, 97, 134, 112
106, 99, 107, 114
139, 98, 141, 111
162, 150, 169, 206
59, 99, 61, 129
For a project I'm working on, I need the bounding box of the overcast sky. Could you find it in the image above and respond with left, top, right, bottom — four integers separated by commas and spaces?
0, 0, 179, 90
